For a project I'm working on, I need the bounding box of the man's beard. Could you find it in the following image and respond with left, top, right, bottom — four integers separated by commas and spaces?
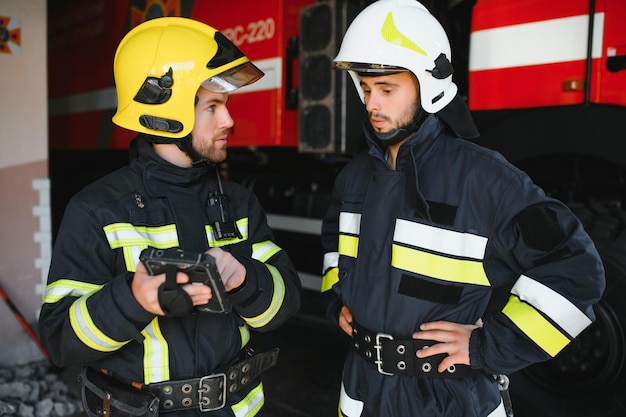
369, 99, 420, 133
191, 133, 228, 164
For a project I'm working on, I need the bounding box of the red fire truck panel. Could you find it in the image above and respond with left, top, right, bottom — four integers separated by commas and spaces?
468, 0, 626, 110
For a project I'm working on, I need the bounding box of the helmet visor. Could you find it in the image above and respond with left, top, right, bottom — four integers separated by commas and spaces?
201, 61, 264, 93
335, 61, 408, 75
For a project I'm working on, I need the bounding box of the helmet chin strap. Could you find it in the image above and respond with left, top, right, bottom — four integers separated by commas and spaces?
367, 106, 428, 147
145, 133, 208, 166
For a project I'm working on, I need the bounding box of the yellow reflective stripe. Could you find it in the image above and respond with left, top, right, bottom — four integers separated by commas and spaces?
394, 219, 487, 260
252, 240, 281, 263
241, 265, 285, 328
338, 235, 359, 258
141, 318, 169, 384
123, 246, 138, 272
322, 267, 339, 293
503, 295, 571, 357
392, 244, 490, 286
42, 279, 103, 304
104, 223, 179, 249
69, 293, 128, 352
512, 275, 591, 337
104, 223, 180, 272
382, 12, 427, 56
206, 218, 249, 247
339, 212, 361, 235
231, 382, 264, 417
239, 325, 250, 349
337, 212, 360, 258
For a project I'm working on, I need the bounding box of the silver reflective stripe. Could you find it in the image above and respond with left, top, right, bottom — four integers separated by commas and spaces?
323, 252, 339, 273
487, 399, 506, 417
241, 264, 285, 328
231, 383, 264, 417
394, 219, 487, 260
43, 279, 102, 304
339, 381, 363, 417
512, 275, 592, 337
252, 240, 280, 262
339, 212, 361, 235
69, 293, 128, 352
141, 318, 170, 384
104, 223, 179, 248
104, 223, 180, 271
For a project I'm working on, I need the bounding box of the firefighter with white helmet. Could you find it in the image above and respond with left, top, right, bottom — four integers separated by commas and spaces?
321, 1, 605, 416
39, 17, 301, 417
334, 0, 479, 141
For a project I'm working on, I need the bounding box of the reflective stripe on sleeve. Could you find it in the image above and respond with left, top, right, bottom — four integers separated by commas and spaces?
511, 275, 592, 338
241, 264, 285, 328
141, 318, 170, 384
338, 235, 359, 258
42, 279, 103, 304
69, 293, 129, 352
231, 382, 264, 417
339, 212, 361, 235
239, 324, 251, 349
322, 252, 340, 292
502, 295, 572, 357
338, 212, 361, 259
323, 252, 339, 273
252, 240, 281, 263
321, 267, 339, 293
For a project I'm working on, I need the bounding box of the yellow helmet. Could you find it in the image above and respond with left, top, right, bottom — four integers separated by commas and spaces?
112, 17, 263, 139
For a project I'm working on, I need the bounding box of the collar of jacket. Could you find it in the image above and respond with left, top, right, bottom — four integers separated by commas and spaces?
131, 135, 215, 195
364, 114, 445, 165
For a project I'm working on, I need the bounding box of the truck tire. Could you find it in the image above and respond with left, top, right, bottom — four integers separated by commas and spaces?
509, 203, 626, 417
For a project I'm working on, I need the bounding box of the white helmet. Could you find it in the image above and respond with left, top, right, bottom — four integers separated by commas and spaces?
335, 0, 478, 138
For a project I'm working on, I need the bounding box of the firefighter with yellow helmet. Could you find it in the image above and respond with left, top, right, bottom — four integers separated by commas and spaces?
321, 1, 605, 416
39, 17, 301, 416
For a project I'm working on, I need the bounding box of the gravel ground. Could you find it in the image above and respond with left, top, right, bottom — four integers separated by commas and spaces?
0, 361, 84, 417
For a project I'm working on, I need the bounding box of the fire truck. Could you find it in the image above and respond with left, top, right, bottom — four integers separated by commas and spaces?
47, 0, 625, 416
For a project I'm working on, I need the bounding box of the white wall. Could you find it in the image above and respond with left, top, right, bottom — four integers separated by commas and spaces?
0, 0, 50, 366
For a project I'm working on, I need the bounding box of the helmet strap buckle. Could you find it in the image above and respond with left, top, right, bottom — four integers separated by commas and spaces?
426, 53, 453, 80
134, 67, 174, 104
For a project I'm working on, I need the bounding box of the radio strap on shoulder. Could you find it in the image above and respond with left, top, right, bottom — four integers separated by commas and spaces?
207, 167, 242, 241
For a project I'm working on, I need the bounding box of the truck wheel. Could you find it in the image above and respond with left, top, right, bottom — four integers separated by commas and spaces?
509, 203, 626, 417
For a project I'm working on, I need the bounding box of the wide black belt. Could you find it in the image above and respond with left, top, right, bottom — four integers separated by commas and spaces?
352, 321, 479, 378
146, 348, 279, 412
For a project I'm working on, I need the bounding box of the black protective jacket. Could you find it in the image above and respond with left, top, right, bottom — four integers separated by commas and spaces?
39, 136, 301, 416
321, 115, 605, 417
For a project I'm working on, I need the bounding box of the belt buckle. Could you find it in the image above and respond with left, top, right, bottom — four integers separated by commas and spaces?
374, 332, 394, 376
198, 373, 226, 412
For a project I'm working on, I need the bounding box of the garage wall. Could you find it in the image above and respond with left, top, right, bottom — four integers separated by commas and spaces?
0, 0, 49, 366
